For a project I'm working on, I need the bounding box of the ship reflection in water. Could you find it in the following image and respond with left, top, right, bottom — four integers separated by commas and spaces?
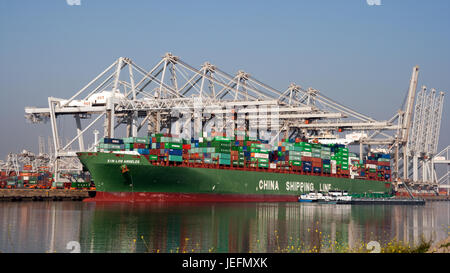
0, 201, 448, 253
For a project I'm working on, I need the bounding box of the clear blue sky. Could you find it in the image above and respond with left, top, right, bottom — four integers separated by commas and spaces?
0, 0, 449, 159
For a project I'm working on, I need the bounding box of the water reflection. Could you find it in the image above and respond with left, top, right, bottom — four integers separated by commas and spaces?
0, 201, 448, 253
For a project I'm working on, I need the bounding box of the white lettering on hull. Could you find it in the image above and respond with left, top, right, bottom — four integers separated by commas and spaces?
257, 179, 333, 193
106, 159, 140, 164
258, 180, 279, 191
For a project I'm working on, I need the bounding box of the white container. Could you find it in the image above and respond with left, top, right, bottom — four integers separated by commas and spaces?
300, 151, 312, 157
254, 153, 269, 159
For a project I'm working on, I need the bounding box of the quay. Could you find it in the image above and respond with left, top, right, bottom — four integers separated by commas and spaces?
0, 189, 93, 201
350, 198, 426, 205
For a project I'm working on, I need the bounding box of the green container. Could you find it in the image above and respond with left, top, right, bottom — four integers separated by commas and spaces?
298, 142, 312, 147
215, 153, 230, 159
218, 148, 231, 153
288, 155, 301, 161
98, 143, 122, 150
165, 143, 183, 149
123, 137, 149, 144
219, 158, 231, 165
125, 143, 133, 149
214, 136, 232, 142
168, 155, 183, 162
289, 160, 302, 166
148, 155, 158, 161
251, 158, 269, 163
288, 150, 301, 156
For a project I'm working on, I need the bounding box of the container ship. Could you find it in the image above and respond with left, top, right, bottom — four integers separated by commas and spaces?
77, 133, 393, 202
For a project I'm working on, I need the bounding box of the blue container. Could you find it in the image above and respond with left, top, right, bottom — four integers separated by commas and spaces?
169, 149, 183, 156
384, 166, 390, 171
103, 138, 124, 144
360, 171, 366, 176
303, 161, 312, 167
156, 143, 161, 149
313, 167, 322, 173
235, 141, 240, 146
137, 148, 149, 155
385, 174, 391, 179
302, 165, 312, 172
194, 142, 199, 147
323, 159, 331, 164
278, 147, 282, 152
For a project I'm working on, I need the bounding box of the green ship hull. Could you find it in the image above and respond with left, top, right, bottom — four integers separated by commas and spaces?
77, 152, 392, 202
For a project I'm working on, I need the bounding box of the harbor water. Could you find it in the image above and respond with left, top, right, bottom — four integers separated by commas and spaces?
0, 201, 448, 253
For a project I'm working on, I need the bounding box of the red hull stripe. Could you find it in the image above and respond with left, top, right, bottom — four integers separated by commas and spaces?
84, 191, 298, 203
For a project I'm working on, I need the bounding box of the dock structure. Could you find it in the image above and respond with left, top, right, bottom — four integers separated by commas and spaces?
0, 189, 92, 201
350, 198, 426, 205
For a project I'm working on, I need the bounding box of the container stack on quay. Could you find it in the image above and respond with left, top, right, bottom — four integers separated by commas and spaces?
0, 165, 54, 189
96, 132, 392, 183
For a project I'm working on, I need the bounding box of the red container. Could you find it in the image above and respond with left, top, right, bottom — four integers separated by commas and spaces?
133, 143, 146, 149
182, 144, 191, 149
301, 156, 312, 162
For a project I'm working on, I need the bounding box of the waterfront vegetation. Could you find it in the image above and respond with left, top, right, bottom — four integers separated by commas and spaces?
135, 231, 449, 254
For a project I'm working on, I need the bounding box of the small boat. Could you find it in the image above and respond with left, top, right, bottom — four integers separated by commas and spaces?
329, 190, 352, 204
298, 192, 325, 202
298, 191, 352, 204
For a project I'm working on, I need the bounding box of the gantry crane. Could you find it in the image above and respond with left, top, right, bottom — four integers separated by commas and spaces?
24, 53, 445, 184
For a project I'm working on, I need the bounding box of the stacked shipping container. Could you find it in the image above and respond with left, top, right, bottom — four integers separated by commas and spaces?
97, 135, 392, 182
